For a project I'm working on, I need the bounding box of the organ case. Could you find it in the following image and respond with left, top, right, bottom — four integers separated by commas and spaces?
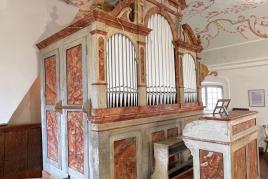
37, 0, 205, 178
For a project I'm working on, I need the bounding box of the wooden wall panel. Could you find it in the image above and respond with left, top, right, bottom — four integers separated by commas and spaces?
199, 150, 224, 179
0, 124, 42, 178
233, 147, 246, 179
67, 111, 84, 173
247, 139, 258, 179
28, 128, 42, 169
66, 44, 83, 105
0, 133, 4, 177
114, 137, 137, 179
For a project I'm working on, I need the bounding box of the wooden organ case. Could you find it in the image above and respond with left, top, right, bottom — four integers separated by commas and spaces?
37, 0, 205, 178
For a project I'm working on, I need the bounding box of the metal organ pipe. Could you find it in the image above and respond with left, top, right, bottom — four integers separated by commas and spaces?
182, 54, 197, 103
146, 14, 177, 105
106, 34, 138, 108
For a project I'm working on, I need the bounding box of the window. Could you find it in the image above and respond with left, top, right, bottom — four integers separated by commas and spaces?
202, 85, 223, 111
182, 54, 197, 103
146, 14, 176, 105
106, 33, 138, 108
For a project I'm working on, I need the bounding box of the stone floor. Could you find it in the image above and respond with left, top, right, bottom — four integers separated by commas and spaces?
177, 152, 268, 179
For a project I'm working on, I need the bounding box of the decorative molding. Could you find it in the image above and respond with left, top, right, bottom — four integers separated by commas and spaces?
144, 6, 178, 40
37, 9, 151, 49
90, 29, 107, 36
91, 103, 204, 124
208, 57, 268, 71
145, 0, 183, 18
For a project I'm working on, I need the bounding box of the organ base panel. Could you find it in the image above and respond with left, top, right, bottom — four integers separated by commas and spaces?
183, 111, 260, 179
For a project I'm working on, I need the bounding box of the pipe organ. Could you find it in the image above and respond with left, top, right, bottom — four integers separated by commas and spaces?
37, 0, 205, 178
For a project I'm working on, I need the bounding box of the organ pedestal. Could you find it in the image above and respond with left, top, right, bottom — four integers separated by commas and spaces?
183, 111, 260, 179
36, 0, 205, 178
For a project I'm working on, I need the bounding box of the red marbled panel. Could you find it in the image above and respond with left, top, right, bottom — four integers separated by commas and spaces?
167, 127, 179, 139
46, 111, 58, 162
140, 47, 145, 83
248, 139, 258, 179
152, 130, 165, 169
66, 45, 83, 105
98, 37, 105, 81
67, 111, 84, 173
44, 56, 57, 105
233, 147, 246, 179
232, 118, 256, 135
199, 149, 224, 179
114, 137, 137, 179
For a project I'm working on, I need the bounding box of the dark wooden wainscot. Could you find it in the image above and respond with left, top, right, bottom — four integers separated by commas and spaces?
0, 123, 42, 178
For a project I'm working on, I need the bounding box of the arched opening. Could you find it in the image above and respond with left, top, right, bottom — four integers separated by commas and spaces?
106, 33, 138, 108
182, 53, 197, 103
146, 14, 176, 105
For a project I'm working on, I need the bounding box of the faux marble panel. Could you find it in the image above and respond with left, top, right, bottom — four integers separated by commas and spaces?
44, 56, 57, 105
152, 130, 165, 169
167, 127, 179, 139
46, 111, 58, 162
98, 37, 105, 81
199, 150, 224, 179
140, 47, 145, 83
114, 137, 137, 179
233, 147, 246, 179
66, 45, 83, 105
232, 118, 256, 135
67, 111, 84, 173
247, 139, 258, 179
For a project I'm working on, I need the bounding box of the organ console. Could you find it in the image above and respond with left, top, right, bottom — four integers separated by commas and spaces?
36, 0, 206, 178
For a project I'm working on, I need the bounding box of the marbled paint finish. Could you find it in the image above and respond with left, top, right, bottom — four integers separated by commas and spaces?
44, 56, 57, 105
67, 111, 84, 173
140, 47, 145, 83
248, 139, 258, 179
152, 130, 165, 170
232, 118, 256, 135
66, 45, 83, 105
98, 37, 105, 81
167, 127, 179, 139
199, 150, 224, 179
114, 137, 137, 179
46, 111, 58, 162
233, 147, 246, 179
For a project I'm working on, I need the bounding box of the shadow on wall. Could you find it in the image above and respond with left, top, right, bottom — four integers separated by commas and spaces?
8, 5, 75, 125
9, 76, 41, 125
38, 6, 64, 42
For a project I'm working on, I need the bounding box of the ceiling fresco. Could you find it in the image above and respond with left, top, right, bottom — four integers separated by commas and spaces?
183, 0, 268, 49
60, 0, 268, 49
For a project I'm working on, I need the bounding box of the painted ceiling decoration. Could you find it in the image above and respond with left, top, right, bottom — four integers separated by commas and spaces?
61, 0, 268, 49
183, 0, 268, 49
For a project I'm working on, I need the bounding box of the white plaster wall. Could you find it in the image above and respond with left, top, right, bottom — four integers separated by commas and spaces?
201, 39, 268, 147
0, 0, 77, 124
